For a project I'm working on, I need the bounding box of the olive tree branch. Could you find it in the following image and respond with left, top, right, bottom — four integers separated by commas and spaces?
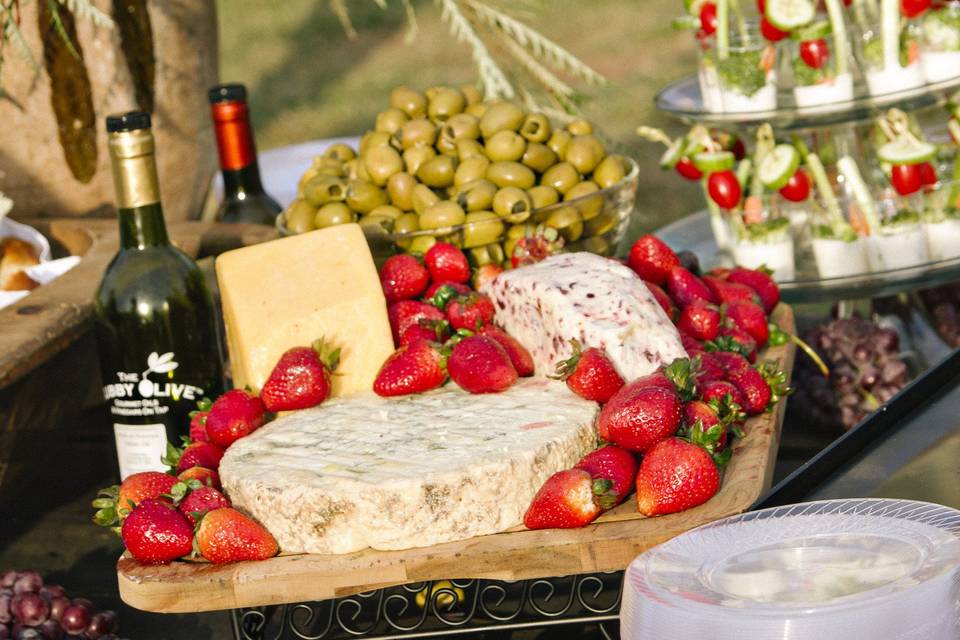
438, 0, 514, 100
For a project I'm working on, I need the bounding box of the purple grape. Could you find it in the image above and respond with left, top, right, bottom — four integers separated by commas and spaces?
12, 574, 41, 596
48, 597, 69, 622
0, 573, 17, 589
873, 328, 899, 352
59, 605, 90, 635
11, 593, 49, 626
12, 627, 42, 640
0, 592, 12, 624
37, 587, 64, 604
0, 625, 8, 639
69, 599, 92, 611
35, 620, 61, 640
89, 610, 118, 636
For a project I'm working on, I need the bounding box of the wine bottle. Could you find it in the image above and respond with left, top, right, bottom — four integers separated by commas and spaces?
209, 84, 281, 225
95, 111, 225, 480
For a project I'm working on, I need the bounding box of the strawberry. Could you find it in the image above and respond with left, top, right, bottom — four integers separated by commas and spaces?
724, 365, 770, 415
523, 469, 615, 529
725, 300, 769, 346
708, 331, 757, 362
195, 507, 279, 564
447, 335, 518, 394
511, 228, 562, 268
424, 280, 471, 301
552, 340, 624, 403
388, 300, 445, 345
260, 339, 340, 412
472, 263, 504, 291
681, 401, 731, 464
678, 330, 705, 355
635, 438, 720, 517
446, 293, 495, 331
91, 471, 177, 527
666, 266, 717, 308
697, 352, 726, 382
628, 235, 680, 285
373, 339, 447, 397
703, 275, 759, 306
204, 390, 266, 450
177, 486, 231, 526
677, 301, 721, 341
424, 242, 471, 283
188, 399, 212, 443
710, 350, 751, 374
726, 267, 780, 314
170, 441, 224, 474
644, 281, 676, 320
379, 254, 430, 303
661, 357, 700, 401
597, 383, 681, 453
121, 499, 194, 564
479, 326, 534, 376
177, 466, 221, 491
700, 379, 747, 411
575, 445, 638, 506
400, 318, 450, 347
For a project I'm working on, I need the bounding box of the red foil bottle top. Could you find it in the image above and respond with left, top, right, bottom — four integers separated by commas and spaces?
211, 100, 256, 171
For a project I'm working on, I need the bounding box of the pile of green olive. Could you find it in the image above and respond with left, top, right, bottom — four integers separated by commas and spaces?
281, 85, 636, 264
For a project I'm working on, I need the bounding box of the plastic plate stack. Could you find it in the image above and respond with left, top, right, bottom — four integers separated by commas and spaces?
622, 499, 960, 640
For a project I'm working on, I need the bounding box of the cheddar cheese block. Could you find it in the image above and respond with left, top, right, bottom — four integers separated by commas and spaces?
215, 224, 394, 396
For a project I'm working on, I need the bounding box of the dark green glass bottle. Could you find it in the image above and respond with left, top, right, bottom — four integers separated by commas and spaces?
95, 111, 224, 480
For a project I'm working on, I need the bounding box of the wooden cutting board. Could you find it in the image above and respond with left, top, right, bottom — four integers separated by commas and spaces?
118, 305, 795, 613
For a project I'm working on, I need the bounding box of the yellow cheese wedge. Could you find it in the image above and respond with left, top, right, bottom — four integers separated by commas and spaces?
216, 224, 394, 396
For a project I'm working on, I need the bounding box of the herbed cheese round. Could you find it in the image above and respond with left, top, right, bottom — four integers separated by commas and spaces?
220, 378, 599, 555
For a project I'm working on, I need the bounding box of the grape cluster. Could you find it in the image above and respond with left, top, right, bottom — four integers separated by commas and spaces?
790, 317, 908, 431
919, 285, 960, 348
0, 571, 127, 640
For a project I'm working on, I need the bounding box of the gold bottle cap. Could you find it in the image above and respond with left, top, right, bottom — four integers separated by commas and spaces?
106, 112, 161, 210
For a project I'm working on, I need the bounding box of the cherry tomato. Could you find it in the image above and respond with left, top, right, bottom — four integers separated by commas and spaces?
800, 39, 830, 69
700, 2, 718, 36
675, 157, 704, 181
779, 169, 812, 202
918, 162, 937, 186
900, 0, 931, 18
760, 17, 790, 41
757, 0, 765, 12
890, 164, 922, 196
708, 170, 742, 209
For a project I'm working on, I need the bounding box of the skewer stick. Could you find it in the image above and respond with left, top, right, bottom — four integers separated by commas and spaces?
881, 0, 900, 70
824, 0, 850, 76
838, 155, 882, 233
718, 0, 730, 60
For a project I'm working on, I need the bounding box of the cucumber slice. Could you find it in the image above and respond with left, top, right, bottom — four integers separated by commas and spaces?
693, 150, 736, 172
672, 15, 700, 30
659, 136, 687, 169
684, 0, 708, 16
765, 0, 816, 31
758, 144, 801, 190
876, 138, 937, 165
791, 19, 832, 41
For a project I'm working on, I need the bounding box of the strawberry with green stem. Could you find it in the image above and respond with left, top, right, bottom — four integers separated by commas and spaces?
92, 471, 178, 530
447, 334, 518, 394
552, 339, 624, 403
636, 438, 721, 517
575, 446, 638, 507
260, 339, 340, 412
195, 508, 279, 564
523, 469, 617, 529
374, 339, 448, 397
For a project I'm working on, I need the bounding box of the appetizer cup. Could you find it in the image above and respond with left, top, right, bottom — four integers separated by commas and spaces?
808, 195, 873, 278
922, 179, 960, 260
698, 25, 778, 113
731, 208, 796, 281
854, 20, 925, 96
919, 1, 960, 84
868, 192, 930, 269
791, 28, 856, 108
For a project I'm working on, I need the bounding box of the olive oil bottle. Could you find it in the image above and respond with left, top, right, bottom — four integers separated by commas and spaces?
95, 112, 224, 480
209, 84, 281, 225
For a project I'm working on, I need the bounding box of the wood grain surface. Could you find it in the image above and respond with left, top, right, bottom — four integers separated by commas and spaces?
118, 306, 796, 613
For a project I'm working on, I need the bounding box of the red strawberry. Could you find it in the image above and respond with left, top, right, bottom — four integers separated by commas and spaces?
480, 325, 534, 376
473, 263, 504, 291
697, 352, 726, 382
424, 280, 471, 301
575, 445, 638, 506
121, 499, 194, 564
681, 401, 730, 463
724, 365, 770, 415
446, 293, 495, 331
709, 330, 757, 362
725, 300, 769, 346
373, 339, 447, 397
677, 301, 721, 341
645, 281, 676, 320
195, 507, 278, 564
188, 400, 212, 443
703, 275, 759, 306
679, 330, 705, 355
388, 300, 445, 345
700, 379, 747, 411
628, 235, 681, 285
177, 486, 231, 526
710, 350, 750, 373
92, 471, 178, 527
173, 441, 224, 474
380, 254, 430, 303
447, 335, 518, 394
400, 318, 450, 346
726, 267, 780, 314
666, 266, 717, 308
597, 383, 681, 453
424, 243, 471, 283
553, 340, 624, 403
177, 466, 221, 491
523, 469, 615, 529
635, 438, 720, 516
511, 228, 562, 268
204, 390, 266, 450
260, 340, 339, 412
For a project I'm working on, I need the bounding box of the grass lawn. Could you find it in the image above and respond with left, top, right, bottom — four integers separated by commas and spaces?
215, 0, 706, 234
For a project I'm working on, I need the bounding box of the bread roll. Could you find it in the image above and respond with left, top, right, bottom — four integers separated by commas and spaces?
0, 238, 40, 291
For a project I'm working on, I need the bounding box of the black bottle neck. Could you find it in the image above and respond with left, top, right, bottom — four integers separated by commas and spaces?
118, 203, 170, 249
222, 161, 267, 199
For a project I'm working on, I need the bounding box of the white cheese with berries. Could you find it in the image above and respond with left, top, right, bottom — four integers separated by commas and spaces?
219, 378, 598, 554
480, 252, 687, 381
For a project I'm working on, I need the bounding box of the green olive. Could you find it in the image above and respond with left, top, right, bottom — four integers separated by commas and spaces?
390, 86, 427, 118
547, 130, 572, 160
521, 143, 558, 173
399, 118, 438, 149
358, 214, 395, 232
345, 179, 388, 213
341, 158, 362, 181
465, 102, 488, 119
297, 167, 320, 197
565, 135, 606, 174
545, 205, 583, 242
284, 198, 317, 234
360, 130, 394, 154
303, 175, 347, 207
375, 107, 410, 135
442, 113, 481, 142
485, 130, 526, 162
584, 210, 618, 236
479, 102, 526, 139
412, 184, 441, 214
541, 162, 581, 194
435, 134, 458, 157
394, 211, 420, 234
455, 178, 497, 212
403, 145, 436, 176
311, 156, 346, 177
564, 180, 602, 220
504, 222, 534, 259
459, 84, 483, 105
363, 145, 404, 186
323, 143, 356, 163
520, 113, 552, 143
387, 172, 417, 211
314, 202, 356, 229
469, 241, 506, 266
527, 185, 560, 210
409, 235, 437, 254
417, 155, 457, 188
420, 200, 466, 230
593, 154, 629, 189
456, 139, 486, 160
487, 161, 536, 189
427, 87, 466, 122
492, 186, 533, 224
454, 156, 491, 187
576, 235, 611, 255
368, 204, 404, 221
462, 211, 505, 248
566, 118, 594, 136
